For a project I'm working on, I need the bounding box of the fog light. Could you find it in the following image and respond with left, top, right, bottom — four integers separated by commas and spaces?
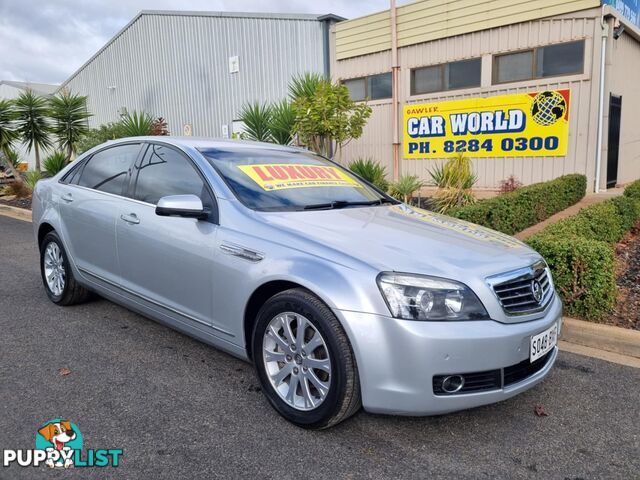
441, 375, 465, 393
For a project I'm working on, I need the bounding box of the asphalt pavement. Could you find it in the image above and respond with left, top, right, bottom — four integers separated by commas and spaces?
0, 214, 638, 479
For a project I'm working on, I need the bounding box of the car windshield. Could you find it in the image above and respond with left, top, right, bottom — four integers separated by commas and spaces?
201, 147, 395, 212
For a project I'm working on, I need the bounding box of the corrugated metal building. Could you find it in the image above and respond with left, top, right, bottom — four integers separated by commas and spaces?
63, 10, 342, 138
332, 0, 640, 191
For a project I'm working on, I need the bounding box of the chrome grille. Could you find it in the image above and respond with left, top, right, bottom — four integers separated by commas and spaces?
491, 263, 552, 315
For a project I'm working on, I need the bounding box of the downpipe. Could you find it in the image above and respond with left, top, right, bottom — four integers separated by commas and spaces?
594, 8, 609, 194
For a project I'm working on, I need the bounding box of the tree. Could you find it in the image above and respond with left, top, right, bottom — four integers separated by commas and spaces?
120, 111, 154, 137
291, 79, 371, 159
14, 90, 53, 172
76, 122, 126, 154
239, 103, 273, 142
48, 90, 91, 162
268, 100, 295, 145
0, 99, 24, 185
288, 72, 325, 101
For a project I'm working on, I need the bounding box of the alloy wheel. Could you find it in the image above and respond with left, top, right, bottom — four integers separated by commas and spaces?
43, 242, 65, 296
262, 312, 331, 411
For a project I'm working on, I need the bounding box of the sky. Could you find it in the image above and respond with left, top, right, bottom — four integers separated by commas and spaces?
0, 0, 404, 85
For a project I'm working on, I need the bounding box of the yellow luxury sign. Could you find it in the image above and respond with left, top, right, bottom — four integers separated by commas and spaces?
403, 90, 570, 159
238, 163, 362, 191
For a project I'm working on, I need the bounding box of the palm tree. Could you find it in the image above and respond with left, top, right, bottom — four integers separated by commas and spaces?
14, 90, 52, 172
0, 99, 23, 184
48, 90, 91, 162
120, 111, 154, 137
239, 103, 273, 142
268, 100, 295, 145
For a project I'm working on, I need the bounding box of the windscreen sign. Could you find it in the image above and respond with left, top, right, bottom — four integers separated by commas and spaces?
403, 90, 570, 159
238, 164, 362, 191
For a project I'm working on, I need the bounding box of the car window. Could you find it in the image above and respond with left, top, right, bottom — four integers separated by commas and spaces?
201, 147, 394, 212
77, 144, 140, 195
132, 144, 211, 206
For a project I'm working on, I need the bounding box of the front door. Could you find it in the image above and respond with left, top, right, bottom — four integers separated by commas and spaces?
607, 94, 622, 189
115, 143, 222, 332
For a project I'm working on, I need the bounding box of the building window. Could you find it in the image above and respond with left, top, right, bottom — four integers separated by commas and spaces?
343, 72, 392, 101
493, 40, 585, 84
410, 58, 481, 95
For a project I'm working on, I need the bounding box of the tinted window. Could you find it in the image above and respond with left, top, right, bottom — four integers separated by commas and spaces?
201, 148, 392, 212
412, 65, 442, 94
368, 73, 392, 100
78, 144, 140, 195
495, 50, 533, 83
411, 59, 481, 95
343, 73, 392, 101
343, 78, 366, 101
133, 144, 208, 205
447, 58, 482, 89
537, 41, 584, 77
494, 41, 585, 84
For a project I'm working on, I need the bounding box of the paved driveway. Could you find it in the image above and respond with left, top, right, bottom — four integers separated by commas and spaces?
0, 215, 638, 479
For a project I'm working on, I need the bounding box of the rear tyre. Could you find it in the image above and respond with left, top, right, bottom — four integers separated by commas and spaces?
40, 231, 91, 306
252, 288, 361, 429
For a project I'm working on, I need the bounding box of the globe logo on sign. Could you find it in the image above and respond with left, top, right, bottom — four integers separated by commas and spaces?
531, 91, 566, 126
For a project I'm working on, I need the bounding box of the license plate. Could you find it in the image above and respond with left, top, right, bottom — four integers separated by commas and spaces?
530, 323, 558, 362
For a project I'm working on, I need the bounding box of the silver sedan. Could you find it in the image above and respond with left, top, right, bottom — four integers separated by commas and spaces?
33, 138, 562, 429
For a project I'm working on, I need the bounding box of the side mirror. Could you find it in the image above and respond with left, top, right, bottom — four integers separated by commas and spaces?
155, 194, 208, 220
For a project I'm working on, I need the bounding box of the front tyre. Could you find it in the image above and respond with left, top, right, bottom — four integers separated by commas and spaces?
252, 288, 361, 429
40, 231, 91, 306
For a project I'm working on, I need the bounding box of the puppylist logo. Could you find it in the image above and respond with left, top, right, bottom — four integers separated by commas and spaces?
3, 419, 122, 469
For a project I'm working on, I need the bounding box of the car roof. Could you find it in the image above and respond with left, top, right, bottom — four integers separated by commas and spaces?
105, 136, 305, 153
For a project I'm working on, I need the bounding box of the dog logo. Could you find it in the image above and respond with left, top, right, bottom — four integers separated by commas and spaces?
35, 419, 83, 468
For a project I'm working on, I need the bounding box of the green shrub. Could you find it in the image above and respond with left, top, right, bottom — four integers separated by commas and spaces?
77, 122, 126, 154
120, 111, 154, 137
526, 195, 640, 321
43, 151, 68, 177
611, 195, 640, 231
450, 174, 587, 235
24, 170, 44, 191
429, 153, 477, 213
526, 234, 616, 320
348, 158, 389, 191
623, 179, 640, 200
540, 201, 624, 244
389, 175, 425, 203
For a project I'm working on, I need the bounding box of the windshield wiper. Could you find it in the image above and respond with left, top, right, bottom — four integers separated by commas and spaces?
303, 199, 395, 210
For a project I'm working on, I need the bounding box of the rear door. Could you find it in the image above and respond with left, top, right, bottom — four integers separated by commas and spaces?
58, 143, 142, 287
115, 143, 222, 331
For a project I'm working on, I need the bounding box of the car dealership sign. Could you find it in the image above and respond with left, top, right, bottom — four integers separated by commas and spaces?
403, 89, 570, 159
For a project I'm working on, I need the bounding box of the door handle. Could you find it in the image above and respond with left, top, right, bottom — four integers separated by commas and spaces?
61, 193, 73, 203
120, 213, 140, 225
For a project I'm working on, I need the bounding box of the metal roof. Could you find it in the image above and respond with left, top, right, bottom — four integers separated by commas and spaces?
0, 80, 59, 96
62, 10, 345, 87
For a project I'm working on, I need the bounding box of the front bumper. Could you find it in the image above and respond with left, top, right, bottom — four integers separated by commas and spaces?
335, 294, 562, 415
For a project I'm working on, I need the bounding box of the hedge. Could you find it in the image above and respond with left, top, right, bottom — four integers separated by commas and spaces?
526, 184, 640, 320
624, 179, 640, 200
450, 174, 587, 235
525, 235, 616, 320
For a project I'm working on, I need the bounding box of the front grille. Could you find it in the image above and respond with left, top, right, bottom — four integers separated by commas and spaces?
432, 350, 554, 396
492, 264, 552, 315
504, 350, 553, 386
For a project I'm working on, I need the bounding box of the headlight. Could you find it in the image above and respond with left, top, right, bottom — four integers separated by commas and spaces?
377, 272, 489, 321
